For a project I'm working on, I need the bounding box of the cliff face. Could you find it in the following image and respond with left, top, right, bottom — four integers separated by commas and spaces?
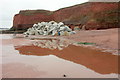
13, 10, 54, 30
12, 2, 119, 30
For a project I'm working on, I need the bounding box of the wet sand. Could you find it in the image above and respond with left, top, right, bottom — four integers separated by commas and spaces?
1, 29, 119, 78
15, 44, 119, 74
63, 28, 118, 51
0, 37, 2, 79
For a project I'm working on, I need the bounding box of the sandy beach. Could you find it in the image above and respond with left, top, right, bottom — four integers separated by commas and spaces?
1, 28, 119, 78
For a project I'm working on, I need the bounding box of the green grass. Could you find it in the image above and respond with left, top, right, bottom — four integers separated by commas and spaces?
77, 42, 96, 45
19, 10, 53, 16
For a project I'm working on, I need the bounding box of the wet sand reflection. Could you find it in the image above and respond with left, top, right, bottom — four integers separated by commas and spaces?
15, 39, 119, 74
2, 63, 47, 78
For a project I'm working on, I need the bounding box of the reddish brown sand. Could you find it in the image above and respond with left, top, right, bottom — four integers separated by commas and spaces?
63, 28, 118, 50
1, 28, 119, 78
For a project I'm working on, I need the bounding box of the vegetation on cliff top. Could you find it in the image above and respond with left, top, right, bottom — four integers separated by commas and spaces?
19, 10, 54, 16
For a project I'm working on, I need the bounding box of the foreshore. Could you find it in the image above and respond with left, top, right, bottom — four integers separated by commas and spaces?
1, 28, 119, 78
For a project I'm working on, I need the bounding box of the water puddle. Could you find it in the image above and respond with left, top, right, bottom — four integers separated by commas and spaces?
15, 38, 119, 74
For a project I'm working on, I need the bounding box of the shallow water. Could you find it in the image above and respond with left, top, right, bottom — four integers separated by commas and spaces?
1, 34, 119, 78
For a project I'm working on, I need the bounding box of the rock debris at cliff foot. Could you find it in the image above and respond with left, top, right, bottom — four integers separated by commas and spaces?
23, 21, 76, 37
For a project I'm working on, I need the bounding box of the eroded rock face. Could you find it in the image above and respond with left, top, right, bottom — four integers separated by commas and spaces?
12, 2, 119, 30
13, 10, 54, 30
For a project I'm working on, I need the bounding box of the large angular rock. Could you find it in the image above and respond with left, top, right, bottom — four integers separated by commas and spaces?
23, 21, 75, 36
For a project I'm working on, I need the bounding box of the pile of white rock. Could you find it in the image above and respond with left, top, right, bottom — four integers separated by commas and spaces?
23, 21, 76, 36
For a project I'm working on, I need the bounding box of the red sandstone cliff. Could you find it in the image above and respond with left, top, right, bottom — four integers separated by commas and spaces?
13, 10, 54, 30
12, 2, 119, 30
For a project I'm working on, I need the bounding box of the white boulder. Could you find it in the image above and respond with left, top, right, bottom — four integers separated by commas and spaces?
23, 21, 75, 36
